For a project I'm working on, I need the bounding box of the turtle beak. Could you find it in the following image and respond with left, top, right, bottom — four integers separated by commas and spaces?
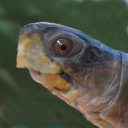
16, 23, 61, 74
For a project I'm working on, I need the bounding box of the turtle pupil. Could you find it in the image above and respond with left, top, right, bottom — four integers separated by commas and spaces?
61, 44, 67, 51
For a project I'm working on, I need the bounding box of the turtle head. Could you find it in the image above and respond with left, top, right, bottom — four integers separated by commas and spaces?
17, 22, 122, 127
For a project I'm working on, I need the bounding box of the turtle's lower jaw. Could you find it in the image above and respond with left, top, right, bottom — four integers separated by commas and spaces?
28, 68, 72, 90
28, 67, 84, 112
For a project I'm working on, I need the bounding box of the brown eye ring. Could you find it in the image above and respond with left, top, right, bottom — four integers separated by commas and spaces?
54, 38, 73, 55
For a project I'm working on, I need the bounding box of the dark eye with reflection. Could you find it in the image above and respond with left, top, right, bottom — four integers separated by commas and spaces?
54, 39, 73, 55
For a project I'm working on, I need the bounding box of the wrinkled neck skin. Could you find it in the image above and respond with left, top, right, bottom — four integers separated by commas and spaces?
50, 47, 128, 128
70, 51, 128, 128
114, 52, 128, 128
97, 52, 128, 128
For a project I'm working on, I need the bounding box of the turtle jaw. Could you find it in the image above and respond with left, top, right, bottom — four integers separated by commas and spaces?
28, 67, 86, 114
28, 67, 72, 91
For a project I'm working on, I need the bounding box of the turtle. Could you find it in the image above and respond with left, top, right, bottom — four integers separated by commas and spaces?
16, 22, 128, 128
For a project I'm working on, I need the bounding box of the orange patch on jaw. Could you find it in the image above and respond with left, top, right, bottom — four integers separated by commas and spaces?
42, 73, 71, 90
53, 79, 71, 90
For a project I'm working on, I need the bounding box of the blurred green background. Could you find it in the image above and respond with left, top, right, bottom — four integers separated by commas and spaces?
0, 0, 128, 128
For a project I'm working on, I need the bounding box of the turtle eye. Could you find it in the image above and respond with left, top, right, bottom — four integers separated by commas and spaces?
54, 38, 73, 56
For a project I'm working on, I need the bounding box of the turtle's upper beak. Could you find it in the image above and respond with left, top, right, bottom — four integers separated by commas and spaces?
16, 23, 61, 74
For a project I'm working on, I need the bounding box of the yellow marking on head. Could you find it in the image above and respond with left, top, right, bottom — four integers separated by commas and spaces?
65, 90, 79, 100
84, 94, 90, 99
17, 33, 61, 74
114, 61, 118, 66
66, 68, 72, 72
17, 55, 28, 68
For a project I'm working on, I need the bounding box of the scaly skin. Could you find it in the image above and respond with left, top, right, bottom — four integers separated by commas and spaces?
16, 22, 128, 128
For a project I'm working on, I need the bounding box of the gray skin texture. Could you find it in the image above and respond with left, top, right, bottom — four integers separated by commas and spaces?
19, 22, 128, 128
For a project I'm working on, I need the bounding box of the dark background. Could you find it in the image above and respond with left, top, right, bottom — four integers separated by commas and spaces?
0, 0, 128, 128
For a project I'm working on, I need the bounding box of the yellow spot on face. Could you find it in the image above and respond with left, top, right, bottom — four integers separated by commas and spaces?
16, 55, 28, 68
17, 33, 61, 74
65, 90, 79, 100
66, 68, 72, 72
113, 61, 119, 66
84, 94, 90, 99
